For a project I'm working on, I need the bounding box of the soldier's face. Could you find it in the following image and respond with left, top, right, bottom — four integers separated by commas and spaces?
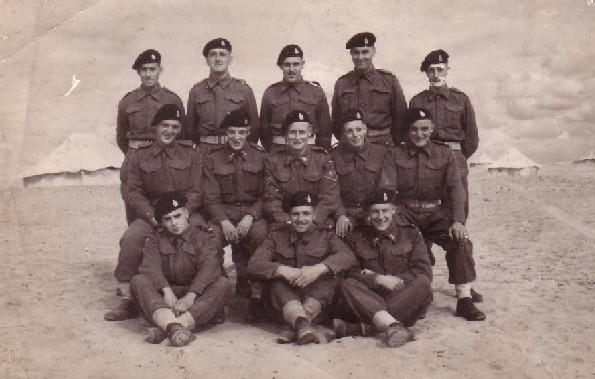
206, 49, 232, 74
289, 205, 315, 233
368, 203, 395, 231
408, 120, 434, 148
225, 126, 250, 151
286, 122, 312, 152
426, 63, 449, 87
343, 120, 367, 149
350, 47, 375, 71
281, 57, 304, 82
137, 63, 162, 88
161, 207, 190, 235
156, 119, 182, 146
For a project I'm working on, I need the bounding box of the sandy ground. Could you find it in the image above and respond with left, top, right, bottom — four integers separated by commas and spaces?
1, 164, 594, 379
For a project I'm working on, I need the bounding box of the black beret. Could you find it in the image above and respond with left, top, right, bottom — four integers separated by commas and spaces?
220, 108, 251, 130
341, 109, 366, 125
151, 104, 183, 126
203, 38, 232, 57
420, 49, 449, 72
277, 44, 303, 66
154, 192, 187, 222
132, 49, 161, 70
362, 188, 395, 208
281, 110, 311, 134
405, 107, 433, 126
346, 32, 376, 49
282, 191, 318, 212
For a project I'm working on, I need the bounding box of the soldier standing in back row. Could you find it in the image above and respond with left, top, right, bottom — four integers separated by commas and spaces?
409, 49, 479, 219
186, 38, 260, 153
331, 32, 408, 147
117, 49, 186, 224
260, 44, 332, 152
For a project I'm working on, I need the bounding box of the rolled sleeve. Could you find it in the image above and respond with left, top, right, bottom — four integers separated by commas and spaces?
247, 236, 282, 280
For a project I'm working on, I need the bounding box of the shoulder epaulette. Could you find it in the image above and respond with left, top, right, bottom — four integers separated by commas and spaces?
306, 80, 322, 89
233, 77, 249, 86
162, 86, 182, 100
249, 142, 266, 152
177, 140, 196, 148
376, 68, 396, 77
431, 140, 448, 146
450, 87, 467, 95
120, 88, 139, 101
337, 71, 353, 80
266, 81, 283, 90
190, 79, 208, 90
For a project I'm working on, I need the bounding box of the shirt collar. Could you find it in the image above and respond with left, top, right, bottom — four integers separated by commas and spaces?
284, 145, 312, 166
372, 222, 399, 246
427, 85, 450, 100
281, 78, 304, 92
223, 143, 247, 161
351, 66, 376, 84
207, 73, 232, 88
150, 141, 177, 157
406, 141, 434, 157
289, 226, 316, 244
136, 84, 162, 101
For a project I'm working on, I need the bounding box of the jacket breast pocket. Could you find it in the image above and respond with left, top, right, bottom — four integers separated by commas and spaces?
363, 162, 382, 185
369, 86, 391, 113
272, 169, 293, 194
425, 158, 448, 190
304, 247, 327, 266
214, 164, 235, 196
443, 103, 464, 131
138, 160, 162, 191
243, 163, 264, 196
302, 168, 323, 192
339, 88, 356, 109
195, 94, 215, 121
296, 97, 318, 114
168, 157, 193, 190
395, 160, 417, 192
226, 93, 245, 110
125, 104, 144, 132
276, 246, 296, 267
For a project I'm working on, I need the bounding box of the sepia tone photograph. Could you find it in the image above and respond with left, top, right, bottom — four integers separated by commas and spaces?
1, 0, 594, 378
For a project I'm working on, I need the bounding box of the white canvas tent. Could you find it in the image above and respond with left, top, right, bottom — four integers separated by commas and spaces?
488, 148, 541, 176
573, 151, 595, 164
20, 133, 122, 187
469, 153, 494, 167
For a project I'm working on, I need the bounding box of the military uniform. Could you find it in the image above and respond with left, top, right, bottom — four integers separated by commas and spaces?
340, 217, 432, 327
131, 224, 231, 328
409, 87, 478, 217
263, 145, 341, 226
331, 68, 407, 147
186, 75, 260, 150
260, 80, 331, 152
379, 140, 476, 285
203, 142, 269, 283
331, 140, 389, 225
116, 140, 205, 283
247, 224, 356, 318
117, 84, 186, 224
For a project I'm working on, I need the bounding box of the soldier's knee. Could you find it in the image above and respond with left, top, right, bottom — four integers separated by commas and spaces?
130, 274, 151, 291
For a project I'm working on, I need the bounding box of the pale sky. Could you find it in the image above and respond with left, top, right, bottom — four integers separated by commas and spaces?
1, 0, 594, 181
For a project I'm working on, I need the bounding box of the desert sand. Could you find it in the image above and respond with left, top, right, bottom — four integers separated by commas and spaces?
1, 163, 594, 379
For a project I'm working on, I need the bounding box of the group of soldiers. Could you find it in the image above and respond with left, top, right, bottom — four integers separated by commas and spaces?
105, 32, 485, 348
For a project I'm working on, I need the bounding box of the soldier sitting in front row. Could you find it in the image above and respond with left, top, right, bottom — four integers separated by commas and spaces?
333, 188, 433, 348
247, 191, 356, 345
130, 193, 231, 347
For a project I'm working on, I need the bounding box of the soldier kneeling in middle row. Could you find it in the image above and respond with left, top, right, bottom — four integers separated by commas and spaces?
333, 188, 433, 348
247, 191, 356, 345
